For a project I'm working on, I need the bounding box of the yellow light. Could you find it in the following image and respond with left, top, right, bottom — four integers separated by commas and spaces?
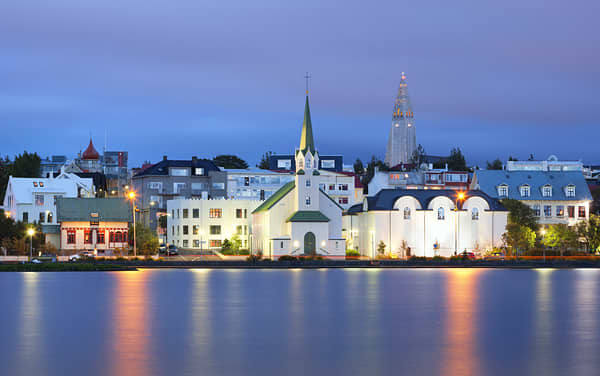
5, 211, 10, 218
541, 229, 546, 235
27, 228, 35, 236
321, 241, 326, 247
457, 192, 465, 200
293, 241, 299, 247
127, 191, 136, 200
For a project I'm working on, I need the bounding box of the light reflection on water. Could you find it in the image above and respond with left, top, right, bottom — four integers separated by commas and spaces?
1, 268, 600, 376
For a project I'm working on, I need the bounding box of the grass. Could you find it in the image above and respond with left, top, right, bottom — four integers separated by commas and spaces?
0, 263, 136, 272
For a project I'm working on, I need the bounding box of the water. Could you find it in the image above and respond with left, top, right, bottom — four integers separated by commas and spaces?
1, 268, 599, 376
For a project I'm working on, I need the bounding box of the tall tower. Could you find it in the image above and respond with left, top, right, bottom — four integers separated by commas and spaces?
385, 72, 416, 167
295, 95, 320, 212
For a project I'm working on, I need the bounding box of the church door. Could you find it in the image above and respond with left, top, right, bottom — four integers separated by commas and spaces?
304, 232, 316, 256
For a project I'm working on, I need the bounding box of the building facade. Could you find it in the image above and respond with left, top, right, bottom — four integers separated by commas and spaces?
344, 189, 507, 258
368, 168, 470, 195
226, 168, 295, 201
385, 73, 416, 167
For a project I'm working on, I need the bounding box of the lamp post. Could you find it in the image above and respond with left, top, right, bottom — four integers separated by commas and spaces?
27, 228, 35, 260
455, 192, 465, 256
540, 228, 546, 263
127, 191, 137, 257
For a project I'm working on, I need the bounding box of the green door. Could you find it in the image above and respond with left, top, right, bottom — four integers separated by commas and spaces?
304, 232, 316, 256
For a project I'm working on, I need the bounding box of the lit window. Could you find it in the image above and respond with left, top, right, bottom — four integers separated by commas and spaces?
209, 240, 222, 248
403, 207, 411, 220
193, 225, 199, 235
556, 206, 564, 217
437, 207, 445, 220
209, 208, 222, 218
195, 168, 204, 175
67, 230, 76, 244
472, 208, 479, 220
35, 194, 44, 206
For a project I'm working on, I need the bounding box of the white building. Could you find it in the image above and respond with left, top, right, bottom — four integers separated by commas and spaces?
368, 166, 470, 195
506, 155, 583, 172
251, 95, 346, 258
167, 198, 261, 250
344, 189, 507, 258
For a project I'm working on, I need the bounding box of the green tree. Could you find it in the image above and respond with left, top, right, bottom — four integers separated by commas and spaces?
257, 151, 273, 169
230, 234, 242, 251
129, 223, 159, 255
508, 156, 518, 161
377, 240, 386, 256
362, 155, 388, 188
353, 158, 364, 175
158, 214, 167, 230
503, 223, 536, 255
500, 199, 538, 232
11, 151, 41, 177
575, 214, 600, 253
221, 238, 232, 251
447, 147, 467, 171
0, 156, 10, 202
410, 144, 427, 166
486, 158, 503, 170
542, 224, 578, 256
213, 155, 249, 169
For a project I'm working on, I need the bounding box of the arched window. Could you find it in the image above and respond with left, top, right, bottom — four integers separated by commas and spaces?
306, 196, 311, 205
472, 207, 479, 220
47, 212, 53, 223
403, 207, 411, 220
115, 231, 122, 243
123, 232, 128, 243
437, 207, 445, 220
110, 232, 115, 243
520, 184, 530, 197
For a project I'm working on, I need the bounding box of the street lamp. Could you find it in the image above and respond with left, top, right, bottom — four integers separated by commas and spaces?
455, 192, 466, 256
540, 228, 547, 263
127, 191, 137, 257
27, 228, 35, 260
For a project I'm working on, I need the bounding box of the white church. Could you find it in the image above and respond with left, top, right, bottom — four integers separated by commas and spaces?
251, 96, 346, 258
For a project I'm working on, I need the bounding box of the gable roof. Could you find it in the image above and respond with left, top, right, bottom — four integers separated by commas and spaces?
56, 198, 130, 222
252, 181, 295, 213
286, 210, 330, 222
474, 170, 592, 201
5, 176, 93, 205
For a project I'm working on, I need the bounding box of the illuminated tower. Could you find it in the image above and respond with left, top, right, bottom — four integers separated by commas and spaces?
385, 73, 416, 167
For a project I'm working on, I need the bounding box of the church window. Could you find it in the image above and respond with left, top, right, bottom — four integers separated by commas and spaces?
472, 208, 479, 220
306, 196, 311, 205
403, 207, 411, 220
437, 207, 445, 220
306, 179, 311, 187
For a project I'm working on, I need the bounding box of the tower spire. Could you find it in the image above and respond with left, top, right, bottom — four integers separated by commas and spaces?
299, 95, 315, 155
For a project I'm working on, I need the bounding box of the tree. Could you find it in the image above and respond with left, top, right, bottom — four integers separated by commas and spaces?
362, 155, 388, 188
257, 151, 273, 169
447, 147, 467, 171
500, 199, 538, 232
213, 155, 248, 169
353, 158, 364, 175
129, 223, 159, 255
11, 151, 41, 177
591, 188, 600, 215
542, 224, 578, 256
503, 223, 536, 255
377, 240, 386, 256
230, 234, 242, 251
508, 156, 518, 161
575, 214, 600, 253
221, 238, 232, 251
486, 159, 503, 170
0, 155, 10, 202
158, 214, 167, 230
410, 144, 427, 167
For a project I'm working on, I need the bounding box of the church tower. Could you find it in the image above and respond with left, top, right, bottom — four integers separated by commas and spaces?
385, 73, 416, 167
295, 95, 320, 212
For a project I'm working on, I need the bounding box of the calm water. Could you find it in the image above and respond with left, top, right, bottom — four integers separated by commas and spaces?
1, 268, 600, 376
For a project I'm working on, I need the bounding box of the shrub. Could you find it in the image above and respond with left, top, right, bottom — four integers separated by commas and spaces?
246, 254, 262, 262
278, 255, 298, 261
431, 255, 446, 261
346, 249, 360, 257
409, 256, 427, 261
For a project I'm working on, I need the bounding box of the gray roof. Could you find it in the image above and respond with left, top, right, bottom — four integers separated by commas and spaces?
57, 198, 131, 222
347, 189, 506, 213
474, 170, 592, 201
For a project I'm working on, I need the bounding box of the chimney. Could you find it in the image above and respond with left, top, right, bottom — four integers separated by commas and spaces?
162, 155, 168, 161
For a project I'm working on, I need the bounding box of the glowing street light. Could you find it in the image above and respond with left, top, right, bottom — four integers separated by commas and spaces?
455, 192, 466, 256
127, 191, 137, 257
27, 228, 35, 260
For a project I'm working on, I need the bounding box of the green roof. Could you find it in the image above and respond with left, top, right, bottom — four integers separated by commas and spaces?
312, 170, 320, 175
299, 96, 316, 155
297, 169, 305, 175
286, 210, 330, 222
57, 198, 131, 222
252, 181, 295, 213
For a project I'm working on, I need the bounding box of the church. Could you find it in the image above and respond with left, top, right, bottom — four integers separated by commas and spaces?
385, 73, 416, 167
251, 96, 346, 259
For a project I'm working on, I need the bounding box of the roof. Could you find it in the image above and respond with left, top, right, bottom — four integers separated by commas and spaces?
5, 176, 93, 205
56, 198, 130, 222
252, 181, 295, 213
299, 96, 316, 155
286, 210, 330, 222
82, 138, 100, 160
133, 157, 221, 177
474, 170, 592, 201
349, 189, 506, 213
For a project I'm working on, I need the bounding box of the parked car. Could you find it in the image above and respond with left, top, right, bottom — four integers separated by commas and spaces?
461, 251, 476, 260
159, 244, 178, 256
69, 254, 81, 262
31, 258, 42, 264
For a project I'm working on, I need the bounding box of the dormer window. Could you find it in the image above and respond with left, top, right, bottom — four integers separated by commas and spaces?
542, 185, 552, 197
520, 185, 530, 197
566, 184, 576, 198
498, 184, 508, 197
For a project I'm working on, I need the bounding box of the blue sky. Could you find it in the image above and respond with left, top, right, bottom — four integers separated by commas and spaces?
1, 0, 599, 167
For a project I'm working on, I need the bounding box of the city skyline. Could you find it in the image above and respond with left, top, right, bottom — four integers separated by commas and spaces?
2, 0, 599, 167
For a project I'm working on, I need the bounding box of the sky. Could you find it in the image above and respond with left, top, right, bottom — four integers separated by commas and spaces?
1, 0, 599, 168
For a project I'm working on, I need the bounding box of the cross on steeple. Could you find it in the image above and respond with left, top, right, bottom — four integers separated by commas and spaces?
304, 72, 311, 95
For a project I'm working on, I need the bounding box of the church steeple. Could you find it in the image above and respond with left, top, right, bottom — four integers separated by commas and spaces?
299, 96, 316, 155
385, 72, 417, 167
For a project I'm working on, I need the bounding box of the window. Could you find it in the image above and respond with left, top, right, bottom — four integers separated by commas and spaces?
47, 212, 53, 223
172, 209, 175, 218
150, 196, 161, 205
209, 208, 222, 218
193, 208, 199, 218
542, 185, 552, 197
172, 226, 175, 235
236, 225, 243, 235
568, 206, 575, 218
236, 209, 247, 218
566, 185, 576, 198
578, 206, 586, 218
498, 184, 508, 197
212, 183, 225, 190
170, 168, 189, 176
556, 206, 564, 217
193, 225, 199, 235
183, 209, 189, 219
280, 241, 284, 248
183, 240, 189, 248
544, 205, 552, 217
277, 159, 292, 169
33, 182, 38, 187
177, 226, 180, 235
84, 230, 92, 244
298, 159, 304, 169
35, 194, 44, 206
174, 182, 186, 194
195, 168, 204, 175
321, 159, 335, 168
404, 207, 411, 220
183, 225, 189, 235
338, 197, 348, 204
149, 182, 162, 190
472, 208, 479, 220
209, 240, 222, 248
306, 179, 311, 187
67, 230, 76, 244
191, 182, 207, 190
39, 212, 45, 223
97, 231, 105, 244
338, 184, 348, 191
210, 225, 221, 235
520, 185, 530, 197
319, 184, 326, 191
532, 205, 540, 217
39, 181, 44, 187
437, 207, 445, 220
22, 212, 28, 223
329, 184, 335, 191
177, 209, 180, 218
193, 240, 200, 248
306, 196, 311, 205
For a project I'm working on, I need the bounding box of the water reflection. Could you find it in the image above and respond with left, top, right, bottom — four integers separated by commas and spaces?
530, 269, 556, 375
110, 270, 150, 376
443, 269, 482, 376
572, 269, 599, 373
184, 269, 215, 375
18, 272, 44, 375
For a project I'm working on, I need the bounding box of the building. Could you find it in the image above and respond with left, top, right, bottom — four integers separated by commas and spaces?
225, 168, 295, 201
506, 155, 583, 172
54, 198, 130, 253
76, 138, 103, 173
269, 154, 345, 172
167, 198, 261, 250
40, 155, 67, 178
368, 167, 470, 195
385, 73, 416, 167
252, 95, 345, 258
132, 156, 227, 231
103, 150, 129, 196
471, 170, 592, 226
344, 189, 507, 258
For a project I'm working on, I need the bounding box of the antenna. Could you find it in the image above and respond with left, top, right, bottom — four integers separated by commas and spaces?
304, 72, 311, 95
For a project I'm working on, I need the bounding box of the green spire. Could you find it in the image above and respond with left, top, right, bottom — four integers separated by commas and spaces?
299, 96, 316, 155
